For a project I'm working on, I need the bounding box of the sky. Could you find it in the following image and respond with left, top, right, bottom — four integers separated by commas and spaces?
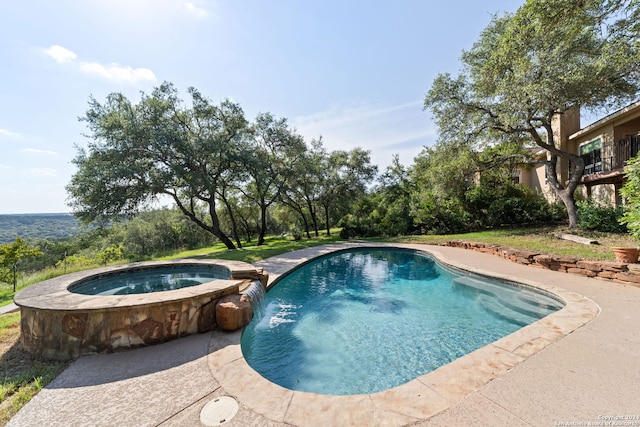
0, 0, 527, 214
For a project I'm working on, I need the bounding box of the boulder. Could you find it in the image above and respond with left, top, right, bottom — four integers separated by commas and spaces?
216, 294, 253, 332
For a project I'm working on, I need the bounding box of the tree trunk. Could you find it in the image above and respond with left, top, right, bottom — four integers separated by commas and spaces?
257, 203, 268, 246
210, 214, 237, 249
296, 205, 311, 239
219, 193, 242, 249
324, 204, 331, 236
12, 264, 17, 292
558, 190, 579, 228
544, 153, 583, 228
283, 198, 312, 238
295, 207, 311, 239
173, 195, 236, 250
206, 198, 237, 250
238, 215, 252, 243
306, 198, 319, 237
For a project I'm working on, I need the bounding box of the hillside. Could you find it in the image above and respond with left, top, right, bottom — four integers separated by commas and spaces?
0, 214, 83, 243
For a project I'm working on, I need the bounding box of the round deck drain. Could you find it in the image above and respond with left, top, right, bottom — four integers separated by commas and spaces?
200, 396, 239, 426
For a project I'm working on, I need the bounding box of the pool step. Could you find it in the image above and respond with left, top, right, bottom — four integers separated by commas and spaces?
453, 276, 560, 327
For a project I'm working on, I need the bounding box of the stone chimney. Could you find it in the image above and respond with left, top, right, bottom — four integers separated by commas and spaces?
551, 106, 581, 183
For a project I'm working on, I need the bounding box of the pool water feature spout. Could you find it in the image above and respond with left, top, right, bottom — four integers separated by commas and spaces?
242, 280, 267, 319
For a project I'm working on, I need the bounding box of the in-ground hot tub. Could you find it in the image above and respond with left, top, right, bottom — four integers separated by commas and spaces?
14, 259, 267, 360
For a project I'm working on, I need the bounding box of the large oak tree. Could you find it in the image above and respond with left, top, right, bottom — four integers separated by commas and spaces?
67, 83, 247, 249
424, 0, 640, 227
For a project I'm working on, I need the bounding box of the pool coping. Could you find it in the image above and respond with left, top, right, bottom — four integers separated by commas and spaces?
14, 259, 259, 311
207, 243, 600, 426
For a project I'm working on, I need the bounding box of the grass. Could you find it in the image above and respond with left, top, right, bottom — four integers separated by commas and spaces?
0, 312, 69, 426
389, 225, 638, 261
0, 235, 346, 308
0, 225, 636, 425
181, 234, 344, 263
0, 263, 106, 308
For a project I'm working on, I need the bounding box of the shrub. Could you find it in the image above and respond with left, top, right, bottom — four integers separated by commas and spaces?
620, 155, 640, 239
577, 200, 626, 233
411, 193, 469, 235
465, 182, 554, 228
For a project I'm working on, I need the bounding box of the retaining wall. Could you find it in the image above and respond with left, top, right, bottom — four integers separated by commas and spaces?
442, 241, 640, 286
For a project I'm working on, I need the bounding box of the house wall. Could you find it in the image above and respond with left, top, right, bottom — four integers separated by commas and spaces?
518, 163, 557, 201
552, 108, 581, 184
516, 102, 640, 208
591, 184, 617, 205
614, 117, 640, 140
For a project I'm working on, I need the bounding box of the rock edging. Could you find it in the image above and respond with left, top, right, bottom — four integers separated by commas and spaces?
442, 241, 640, 287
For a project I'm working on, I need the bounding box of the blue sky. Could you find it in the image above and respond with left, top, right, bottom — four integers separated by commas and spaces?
0, 0, 525, 214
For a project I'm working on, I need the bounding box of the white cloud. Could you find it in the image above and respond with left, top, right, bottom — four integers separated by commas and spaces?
79, 62, 157, 84
0, 128, 21, 138
41, 44, 157, 85
292, 100, 435, 168
26, 168, 57, 177
21, 148, 59, 156
44, 45, 78, 63
183, 1, 209, 19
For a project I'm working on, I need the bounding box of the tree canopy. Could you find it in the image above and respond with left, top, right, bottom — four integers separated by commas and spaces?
68, 83, 249, 249
0, 238, 42, 290
424, 0, 640, 227
67, 83, 376, 249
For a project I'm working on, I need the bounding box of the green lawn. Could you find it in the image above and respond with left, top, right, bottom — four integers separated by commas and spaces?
168, 234, 344, 263
389, 226, 637, 261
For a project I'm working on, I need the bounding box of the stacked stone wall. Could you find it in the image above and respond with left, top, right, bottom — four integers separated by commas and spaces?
16, 259, 269, 361
20, 288, 238, 360
442, 241, 640, 286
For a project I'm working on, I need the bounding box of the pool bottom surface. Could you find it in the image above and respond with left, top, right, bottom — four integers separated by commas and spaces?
241, 248, 562, 395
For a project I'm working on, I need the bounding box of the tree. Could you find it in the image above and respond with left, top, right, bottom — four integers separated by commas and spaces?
67, 83, 248, 249
282, 137, 326, 238
375, 155, 415, 236
424, 0, 640, 227
340, 154, 417, 238
317, 148, 378, 235
238, 113, 306, 245
97, 244, 124, 266
0, 238, 42, 291
620, 155, 640, 238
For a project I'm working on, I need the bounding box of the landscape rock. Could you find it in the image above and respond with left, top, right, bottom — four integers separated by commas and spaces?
216, 294, 253, 332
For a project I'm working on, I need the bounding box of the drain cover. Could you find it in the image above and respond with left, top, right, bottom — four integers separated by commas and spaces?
200, 396, 239, 426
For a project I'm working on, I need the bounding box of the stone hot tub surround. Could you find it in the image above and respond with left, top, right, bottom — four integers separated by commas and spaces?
14, 259, 267, 360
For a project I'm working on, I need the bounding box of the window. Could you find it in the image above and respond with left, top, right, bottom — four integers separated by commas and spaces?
510, 170, 521, 184
580, 138, 602, 175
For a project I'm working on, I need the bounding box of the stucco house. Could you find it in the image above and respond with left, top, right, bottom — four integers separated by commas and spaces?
517, 100, 640, 206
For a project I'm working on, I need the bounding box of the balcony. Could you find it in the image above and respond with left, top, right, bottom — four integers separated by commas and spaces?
578, 134, 640, 178
611, 134, 640, 170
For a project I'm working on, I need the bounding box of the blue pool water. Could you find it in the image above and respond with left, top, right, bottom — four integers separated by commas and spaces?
70, 266, 230, 295
241, 248, 563, 395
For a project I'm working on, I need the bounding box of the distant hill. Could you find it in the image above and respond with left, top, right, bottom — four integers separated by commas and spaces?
0, 213, 84, 243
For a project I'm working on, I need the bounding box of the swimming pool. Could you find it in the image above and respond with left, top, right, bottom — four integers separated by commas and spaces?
241, 248, 564, 395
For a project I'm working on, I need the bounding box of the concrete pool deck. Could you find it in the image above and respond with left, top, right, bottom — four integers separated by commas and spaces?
7, 243, 640, 426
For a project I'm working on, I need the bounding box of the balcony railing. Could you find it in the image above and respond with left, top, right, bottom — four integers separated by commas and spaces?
612, 134, 640, 170
576, 134, 640, 178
